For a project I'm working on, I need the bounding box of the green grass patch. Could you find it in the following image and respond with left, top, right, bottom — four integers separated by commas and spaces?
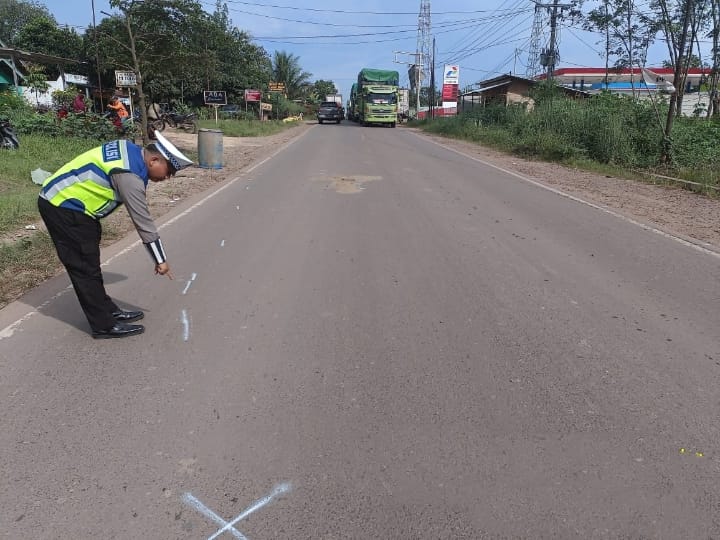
0, 135, 98, 235
197, 119, 298, 137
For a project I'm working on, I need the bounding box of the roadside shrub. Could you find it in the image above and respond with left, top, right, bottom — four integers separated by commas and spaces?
671, 117, 720, 170
10, 110, 118, 140
0, 90, 33, 116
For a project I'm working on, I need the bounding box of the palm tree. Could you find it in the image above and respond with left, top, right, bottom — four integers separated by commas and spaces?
271, 50, 312, 99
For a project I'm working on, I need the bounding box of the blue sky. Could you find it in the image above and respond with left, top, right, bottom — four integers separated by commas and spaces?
43, 0, 680, 102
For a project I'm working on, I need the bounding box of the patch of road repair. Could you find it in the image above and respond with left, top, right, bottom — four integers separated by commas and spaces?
320, 174, 382, 194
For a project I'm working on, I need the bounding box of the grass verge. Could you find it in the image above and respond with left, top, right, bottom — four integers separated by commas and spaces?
0, 135, 98, 235
197, 118, 300, 137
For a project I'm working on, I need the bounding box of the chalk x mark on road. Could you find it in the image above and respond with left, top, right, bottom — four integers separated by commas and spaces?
181, 309, 190, 341
183, 483, 291, 540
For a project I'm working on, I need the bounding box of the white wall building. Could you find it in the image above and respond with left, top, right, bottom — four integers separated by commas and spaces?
20, 73, 90, 108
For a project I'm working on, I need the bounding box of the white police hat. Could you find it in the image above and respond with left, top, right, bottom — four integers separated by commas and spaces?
153, 131, 193, 173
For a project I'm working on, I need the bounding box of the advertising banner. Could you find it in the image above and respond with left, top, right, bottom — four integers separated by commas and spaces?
244, 89, 262, 102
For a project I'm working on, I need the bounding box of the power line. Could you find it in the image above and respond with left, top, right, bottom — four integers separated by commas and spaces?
216, 0, 536, 16
251, 17, 490, 40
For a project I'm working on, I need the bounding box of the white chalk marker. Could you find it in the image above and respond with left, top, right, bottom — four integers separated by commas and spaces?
181, 309, 190, 341
182, 493, 247, 540
182, 273, 198, 295
183, 483, 291, 540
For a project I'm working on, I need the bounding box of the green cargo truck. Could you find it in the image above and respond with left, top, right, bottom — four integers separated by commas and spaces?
357, 68, 399, 127
349, 83, 358, 122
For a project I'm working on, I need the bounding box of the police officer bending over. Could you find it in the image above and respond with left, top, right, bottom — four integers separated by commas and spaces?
38, 132, 193, 339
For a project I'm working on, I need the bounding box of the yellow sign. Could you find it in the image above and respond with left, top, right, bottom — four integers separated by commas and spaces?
260, 102, 272, 111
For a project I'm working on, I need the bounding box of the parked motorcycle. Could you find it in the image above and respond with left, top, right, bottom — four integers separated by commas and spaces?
155, 111, 198, 133
0, 118, 19, 149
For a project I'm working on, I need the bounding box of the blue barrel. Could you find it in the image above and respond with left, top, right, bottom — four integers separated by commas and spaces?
197, 128, 223, 169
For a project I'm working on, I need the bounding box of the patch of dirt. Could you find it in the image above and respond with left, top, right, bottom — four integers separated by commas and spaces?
416, 129, 720, 251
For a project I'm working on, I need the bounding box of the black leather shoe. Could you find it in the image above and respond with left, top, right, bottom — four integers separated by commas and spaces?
92, 323, 145, 339
112, 309, 144, 323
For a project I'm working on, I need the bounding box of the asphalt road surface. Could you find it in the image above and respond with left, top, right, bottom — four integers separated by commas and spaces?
1, 123, 719, 539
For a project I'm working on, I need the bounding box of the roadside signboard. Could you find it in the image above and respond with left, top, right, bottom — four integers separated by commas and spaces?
443, 65, 460, 85
268, 82, 286, 93
203, 90, 227, 105
244, 89, 262, 102
441, 83, 458, 102
115, 71, 137, 87
260, 102, 272, 111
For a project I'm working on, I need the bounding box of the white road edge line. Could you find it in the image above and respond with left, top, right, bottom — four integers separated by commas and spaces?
411, 131, 720, 260
0, 127, 312, 341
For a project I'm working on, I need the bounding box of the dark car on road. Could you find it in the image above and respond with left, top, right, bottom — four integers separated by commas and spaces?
317, 101, 342, 124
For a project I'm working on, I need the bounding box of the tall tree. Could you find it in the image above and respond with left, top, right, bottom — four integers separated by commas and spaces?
15, 15, 84, 77
271, 51, 312, 99
708, 0, 720, 116
0, 0, 51, 46
99, 0, 206, 141
651, 0, 708, 161
582, 0, 657, 95
312, 80, 338, 101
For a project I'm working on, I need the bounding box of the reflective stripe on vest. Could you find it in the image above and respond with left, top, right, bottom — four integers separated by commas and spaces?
40, 140, 148, 219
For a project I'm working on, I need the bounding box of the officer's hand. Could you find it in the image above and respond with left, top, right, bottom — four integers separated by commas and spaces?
155, 262, 174, 280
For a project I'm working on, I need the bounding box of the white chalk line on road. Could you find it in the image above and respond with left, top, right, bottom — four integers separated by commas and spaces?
411, 131, 720, 261
0, 127, 312, 341
183, 483, 291, 540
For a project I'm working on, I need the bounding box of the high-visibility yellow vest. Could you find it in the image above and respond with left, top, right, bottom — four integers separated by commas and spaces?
40, 140, 148, 218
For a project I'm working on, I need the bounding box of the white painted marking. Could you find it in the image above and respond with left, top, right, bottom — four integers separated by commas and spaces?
183, 272, 198, 294
220, 240, 225, 247
183, 483, 291, 540
181, 309, 190, 341
413, 131, 720, 260
182, 493, 247, 540
0, 285, 72, 340
0, 129, 311, 341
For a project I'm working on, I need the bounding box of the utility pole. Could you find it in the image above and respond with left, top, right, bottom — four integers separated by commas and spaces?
429, 37, 435, 119
91, 0, 103, 110
534, 1, 573, 81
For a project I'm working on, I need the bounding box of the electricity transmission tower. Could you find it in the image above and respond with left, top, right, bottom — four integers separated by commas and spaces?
526, 1, 573, 80
416, 0, 432, 103
526, 4, 547, 78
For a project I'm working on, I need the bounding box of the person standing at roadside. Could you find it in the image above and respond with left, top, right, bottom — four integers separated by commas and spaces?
107, 95, 129, 119
37, 132, 193, 339
72, 91, 86, 113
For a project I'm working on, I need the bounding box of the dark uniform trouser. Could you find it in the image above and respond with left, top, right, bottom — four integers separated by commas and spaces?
38, 197, 118, 332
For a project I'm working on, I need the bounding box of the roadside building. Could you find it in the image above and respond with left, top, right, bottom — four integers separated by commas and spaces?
459, 74, 588, 113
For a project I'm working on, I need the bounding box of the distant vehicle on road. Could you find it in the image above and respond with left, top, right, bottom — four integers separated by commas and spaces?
219, 104, 240, 118
317, 101, 342, 124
